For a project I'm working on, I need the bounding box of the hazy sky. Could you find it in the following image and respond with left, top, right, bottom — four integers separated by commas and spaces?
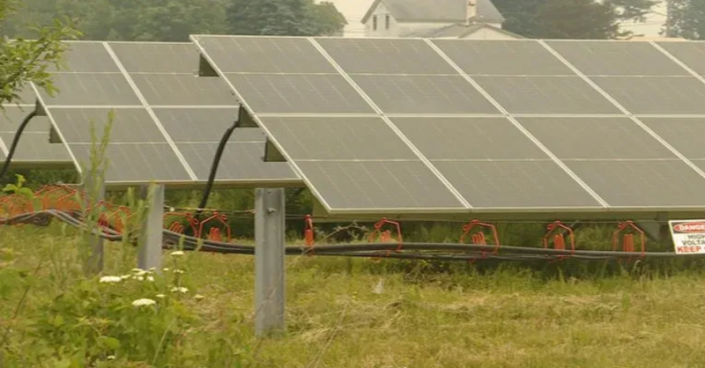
322, 0, 668, 38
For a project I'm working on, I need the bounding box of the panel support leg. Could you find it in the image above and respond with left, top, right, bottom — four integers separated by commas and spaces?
254, 188, 286, 337
139, 184, 164, 273
83, 175, 105, 275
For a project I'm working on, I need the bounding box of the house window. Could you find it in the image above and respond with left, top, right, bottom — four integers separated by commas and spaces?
385, 15, 390, 30
373, 15, 378, 30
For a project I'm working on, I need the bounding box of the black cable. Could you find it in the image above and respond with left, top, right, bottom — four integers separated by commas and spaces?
195, 112, 241, 217
0, 108, 37, 182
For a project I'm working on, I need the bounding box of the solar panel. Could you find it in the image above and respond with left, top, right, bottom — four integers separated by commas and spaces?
130, 74, 238, 106
192, 36, 338, 73
153, 108, 261, 142
225, 74, 374, 114
566, 160, 705, 208
518, 117, 677, 160
0, 132, 72, 165
177, 143, 298, 184
315, 38, 457, 75
38, 73, 142, 106
591, 76, 705, 115
433, 161, 604, 209
108, 42, 199, 74
391, 117, 547, 160
193, 35, 705, 215
351, 75, 499, 114
640, 118, 705, 159
49, 108, 167, 143
295, 161, 467, 212
6, 86, 38, 106
259, 116, 418, 160
473, 76, 621, 114
1, 106, 52, 133
657, 42, 705, 76
49, 41, 121, 73
106, 41, 300, 186
546, 41, 689, 76
432, 39, 575, 76
69, 143, 193, 183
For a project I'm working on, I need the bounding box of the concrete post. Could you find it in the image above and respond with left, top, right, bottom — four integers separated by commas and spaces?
254, 188, 286, 337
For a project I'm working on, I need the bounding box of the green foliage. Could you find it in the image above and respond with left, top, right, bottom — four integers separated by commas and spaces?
0, 0, 80, 106
225, 0, 346, 36
2, 173, 33, 198
27, 256, 209, 366
493, 0, 656, 39
666, 0, 705, 40
3, 0, 346, 41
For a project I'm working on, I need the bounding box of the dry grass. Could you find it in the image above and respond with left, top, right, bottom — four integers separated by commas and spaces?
2, 224, 705, 367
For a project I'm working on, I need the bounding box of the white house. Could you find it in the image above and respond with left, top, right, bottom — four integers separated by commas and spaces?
361, 0, 521, 39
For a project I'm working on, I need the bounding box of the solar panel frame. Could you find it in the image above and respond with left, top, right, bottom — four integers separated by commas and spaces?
432, 39, 577, 76
564, 159, 705, 209
589, 76, 705, 116
130, 74, 239, 107
192, 35, 705, 214
190, 35, 339, 74
657, 41, 705, 76
315, 38, 459, 75
432, 160, 606, 210
108, 42, 200, 74
472, 75, 623, 115
176, 142, 300, 185
0, 132, 73, 165
640, 117, 705, 159
224, 73, 376, 115
109, 41, 302, 187
518, 117, 679, 160
258, 116, 419, 161
350, 74, 501, 115
32, 41, 199, 186
545, 40, 690, 77
192, 35, 471, 214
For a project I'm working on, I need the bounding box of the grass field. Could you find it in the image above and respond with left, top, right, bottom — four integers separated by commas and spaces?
2, 223, 705, 367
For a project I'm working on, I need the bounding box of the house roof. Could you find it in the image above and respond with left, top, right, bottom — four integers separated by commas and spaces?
407, 23, 523, 39
361, 0, 505, 24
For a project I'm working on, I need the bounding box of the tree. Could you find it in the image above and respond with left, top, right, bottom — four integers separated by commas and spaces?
0, 0, 79, 106
666, 0, 705, 40
493, 0, 657, 39
225, 0, 346, 36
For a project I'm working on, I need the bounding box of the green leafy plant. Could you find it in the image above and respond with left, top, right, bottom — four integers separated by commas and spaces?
2, 174, 33, 198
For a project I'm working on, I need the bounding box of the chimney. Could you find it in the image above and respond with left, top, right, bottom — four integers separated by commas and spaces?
466, 0, 477, 25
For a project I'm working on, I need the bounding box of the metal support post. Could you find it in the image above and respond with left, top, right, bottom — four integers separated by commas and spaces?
84, 175, 105, 275
254, 188, 286, 337
139, 184, 164, 273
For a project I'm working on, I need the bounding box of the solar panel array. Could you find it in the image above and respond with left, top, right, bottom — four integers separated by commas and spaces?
192, 36, 705, 215
0, 88, 73, 168
7, 41, 299, 186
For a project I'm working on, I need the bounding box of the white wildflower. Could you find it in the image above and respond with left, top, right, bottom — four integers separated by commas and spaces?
120, 275, 131, 280
99, 276, 122, 284
136, 276, 144, 281
170, 251, 185, 257
131, 298, 156, 307
148, 267, 156, 272
156, 294, 165, 299
107, 355, 116, 360
163, 268, 170, 272
147, 276, 155, 282
132, 268, 147, 276
194, 294, 205, 301
173, 269, 185, 274
171, 286, 189, 293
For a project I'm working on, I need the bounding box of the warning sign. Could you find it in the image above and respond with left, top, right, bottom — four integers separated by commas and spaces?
669, 220, 705, 254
